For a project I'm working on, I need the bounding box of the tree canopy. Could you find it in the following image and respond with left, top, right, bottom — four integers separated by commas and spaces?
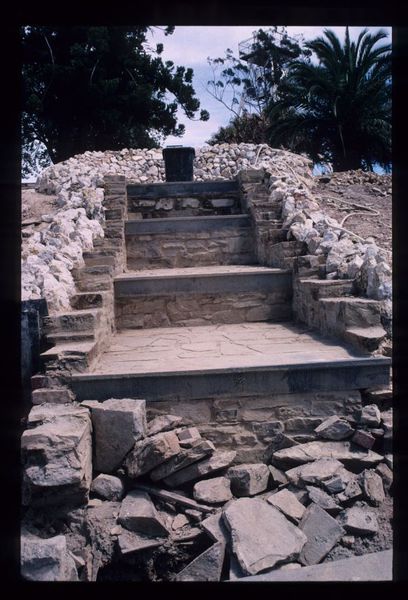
22, 26, 209, 174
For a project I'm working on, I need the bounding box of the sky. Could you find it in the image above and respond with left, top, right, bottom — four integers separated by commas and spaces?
147, 25, 392, 148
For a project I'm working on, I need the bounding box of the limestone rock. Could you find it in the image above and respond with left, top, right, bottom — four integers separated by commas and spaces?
305, 486, 341, 514
342, 478, 363, 502
360, 404, 381, 427
149, 439, 215, 481
88, 398, 146, 473
21, 534, 78, 581
375, 463, 393, 492
124, 431, 181, 479
90, 474, 125, 501
361, 470, 385, 506
352, 429, 375, 449
147, 414, 183, 436
162, 450, 236, 488
341, 506, 379, 535
268, 465, 289, 487
174, 541, 225, 581
314, 416, 354, 440
22, 404, 92, 506
267, 488, 305, 522
201, 512, 230, 545
175, 426, 202, 447
286, 458, 343, 487
172, 514, 189, 530
299, 503, 345, 565
118, 529, 165, 555
272, 440, 383, 470
193, 476, 232, 505
84, 501, 121, 581
118, 490, 170, 537
226, 463, 270, 497
223, 497, 307, 576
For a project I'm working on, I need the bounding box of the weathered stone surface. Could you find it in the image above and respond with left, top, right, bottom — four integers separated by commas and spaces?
85, 501, 120, 581
341, 506, 379, 535
352, 429, 375, 449
268, 465, 289, 487
174, 541, 225, 581
299, 503, 345, 565
267, 488, 305, 522
305, 486, 341, 514
321, 467, 355, 495
342, 478, 363, 502
118, 529, 165, 555
226, 463, 270, 497
375, 463, 393, 492
163, 450, 236, 487
223, 498, 307, 575
286, 458, 343, 488
149, 439, 215, 481
193, 477, 233, 505
22, 404, 92, 506
172, 514, 189, 530
88, 398, 146, 473
21, 534, 78, 581
201, 512, 230, 545
175, 426, 202, 447
90, 474, 125, 501
314, 416, 354, 440
361, 470, 385, 506
272, 441, 383, 470
118, 490, 170, 537
147, 414, 183, 436
124, 431, 181, 479
360, 404, 381, 427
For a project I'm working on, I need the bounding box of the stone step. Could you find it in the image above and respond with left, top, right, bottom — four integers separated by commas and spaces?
83, 250, 118, 268
319, 297, 382, 329
41, 339, 99, 372
297, 279, 356, 299
345, 326, 387, 353
46, 331, 96, 344
114, 265, 293, 329
125, 215, 257, 270
69, 321, 391, 403
70, 292, 108, 310
43, 308, 102, 334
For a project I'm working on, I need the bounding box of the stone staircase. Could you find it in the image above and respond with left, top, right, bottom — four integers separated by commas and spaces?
38, 173, 390, 459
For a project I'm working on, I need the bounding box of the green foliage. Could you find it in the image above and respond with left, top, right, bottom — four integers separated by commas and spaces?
207, 112, 270, 145
22, 26, 209, 167
267, 28, 391, 172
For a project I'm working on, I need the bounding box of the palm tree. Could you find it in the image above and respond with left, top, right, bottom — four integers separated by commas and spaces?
267, 27, 391, 172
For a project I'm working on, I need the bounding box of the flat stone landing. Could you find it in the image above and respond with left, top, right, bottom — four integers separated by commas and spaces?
70, 322, 391, 402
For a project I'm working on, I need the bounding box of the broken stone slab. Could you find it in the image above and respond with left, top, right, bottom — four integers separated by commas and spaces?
314, 416, 354, 440
118, 529, 166, 555
236, 550, 392, 581
172, 526, 203, 543
193, 476, 233, 505
321, 466, 356, 494
149, 439, 215, 481
147, 414, 183, 436
375, 463, 393, 492
340, 505, 379, 535
201, 512, 230, 546
226, 463, 270, 497
286, 458, 343, 487
341, 478, 363, 502
305, 486, 341, 515
223, 498, 307, 576
84, 501, 121, 581
124, 430, 181, 479
22, 404, 92, 507
172, 514, 189, 530
229, 553, 246, 580
133, 483, 214, 513
272, 441, 383, 470
268, 465, 289, 487
162, 450, 236, 488
86, 398, 146, 473
352, 429, 375, 449
263, 433, 299, 462
118, 490, 170, 537
267, 488, 305, 522
21, 533, 78, 581
90, 474, 125, 501
175, 426, 202, 447
174, 541, 225, 581
360, 404, 381, 427
360, 470, 385, 506
299, 503, 345, 566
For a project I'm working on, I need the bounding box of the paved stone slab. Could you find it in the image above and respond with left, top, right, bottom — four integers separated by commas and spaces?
91, 474, 125, 501
267, 488, 305, 522
118, 490, 170, 537
147, 414, 183, 436
174, 541, 225, 581
21, 534, 78, 581
124, 431, 181, 478
149, 439, 215, 481
223, 498, 307, 575
340, 506, 379, 535
285, 458, 343, 487
273, 441, 383, 470
163, 450, 236, 488
315, 416, 354, 440
193, 477, 232, 505
236, 550, 392, 581
86, 398, 146, 473
226, 463, 270, 497
299, 503, 345, 565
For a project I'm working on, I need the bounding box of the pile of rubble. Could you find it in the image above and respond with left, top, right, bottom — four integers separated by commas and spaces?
21, 397, 392, 581
321, 169, 392, 194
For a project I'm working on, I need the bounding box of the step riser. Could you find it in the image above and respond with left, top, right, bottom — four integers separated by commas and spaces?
126, 230, 256, 270
43, 311, 100, 334
70, 360, 390, 403
115, 292, 293, 329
